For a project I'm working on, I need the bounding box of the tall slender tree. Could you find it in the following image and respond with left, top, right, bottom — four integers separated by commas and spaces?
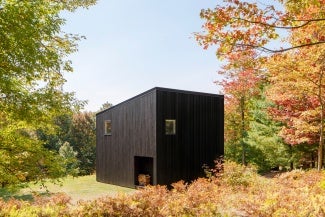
219, 51, 262, 165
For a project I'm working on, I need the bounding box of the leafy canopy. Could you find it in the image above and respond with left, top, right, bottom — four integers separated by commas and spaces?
0, 0, 96, 185
197, 0, 325, 169
196, 0, 325, 56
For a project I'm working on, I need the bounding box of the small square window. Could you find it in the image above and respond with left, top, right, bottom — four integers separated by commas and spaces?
165, 119, 176, 135
104, 120, 111, 135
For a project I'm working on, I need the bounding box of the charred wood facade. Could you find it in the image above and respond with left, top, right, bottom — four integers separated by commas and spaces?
96, 87, 224, 188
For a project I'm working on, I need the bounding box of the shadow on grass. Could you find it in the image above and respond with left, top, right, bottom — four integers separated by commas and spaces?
0, 187, 52, 202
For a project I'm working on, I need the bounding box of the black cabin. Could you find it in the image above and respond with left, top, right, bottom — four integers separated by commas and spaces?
96, 87, 224, 188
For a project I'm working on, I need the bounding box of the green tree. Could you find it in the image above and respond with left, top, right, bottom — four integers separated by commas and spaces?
0, 120, 65, 187
0, 0, 96, 186
59, 142, 80, 177
99, 102, 113, 112
224, 82, 291, 172
245, 92, 290, 171
39, 112, 96, 176
70, 112, 96, 175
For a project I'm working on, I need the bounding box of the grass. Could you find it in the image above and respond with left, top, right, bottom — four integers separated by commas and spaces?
0, 175, 134, 203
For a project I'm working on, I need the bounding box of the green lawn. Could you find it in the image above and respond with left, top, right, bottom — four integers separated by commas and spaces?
0, 175, 134, 203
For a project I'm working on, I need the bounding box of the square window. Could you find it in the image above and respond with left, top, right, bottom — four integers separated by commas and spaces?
104, 120, 111, 135
165, 119, 176, 135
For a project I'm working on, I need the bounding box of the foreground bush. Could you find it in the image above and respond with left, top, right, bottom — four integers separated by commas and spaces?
0, 193, 70, 217
1, 162, 325, 216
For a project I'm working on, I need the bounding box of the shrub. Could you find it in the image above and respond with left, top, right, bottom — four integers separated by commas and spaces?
1, 162, 325, 216
220, 161, 257, 187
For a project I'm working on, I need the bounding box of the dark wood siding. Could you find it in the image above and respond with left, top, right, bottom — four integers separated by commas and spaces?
156, 89, 224, 185
96, 90, 157, 188
96, 87, 224, 188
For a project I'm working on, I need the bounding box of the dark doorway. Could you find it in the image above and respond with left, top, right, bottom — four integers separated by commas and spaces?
134, 156, 153, 186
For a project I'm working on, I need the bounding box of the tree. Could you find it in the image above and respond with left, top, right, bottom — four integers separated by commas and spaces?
0, 120, 65, 187
267, 47, 325, 170
219, 50, 262, 165
70, 112, 96, 175
196, 0, 325, 170
0, 0, 94, 118
245, 92, 291, 171
265, 4, 325, 169
59, 142, 79, 177
0, 0, 96, 185
39, 112, 96, 176
195, 0, 325, 56
99, 102, 113, 112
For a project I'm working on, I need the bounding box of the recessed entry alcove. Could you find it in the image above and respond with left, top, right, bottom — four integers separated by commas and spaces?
134, 156, 153, 186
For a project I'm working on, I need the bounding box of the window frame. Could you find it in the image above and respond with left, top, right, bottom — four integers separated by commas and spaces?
165, 119, 176, 135
104, 120, 112, 136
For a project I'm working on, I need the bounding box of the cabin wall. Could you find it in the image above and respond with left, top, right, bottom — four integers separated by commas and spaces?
96, 90, 157, 188
156, 89, 224, 185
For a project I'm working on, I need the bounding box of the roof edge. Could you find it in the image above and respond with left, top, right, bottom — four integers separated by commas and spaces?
96, 87, 157, 115
96, 87, 223, 115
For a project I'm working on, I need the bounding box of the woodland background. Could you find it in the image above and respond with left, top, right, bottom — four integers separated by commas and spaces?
0, 0, 325, 215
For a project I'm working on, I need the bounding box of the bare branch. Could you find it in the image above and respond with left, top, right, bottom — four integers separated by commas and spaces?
236, 17, 325, 29
237, 41, 325, 53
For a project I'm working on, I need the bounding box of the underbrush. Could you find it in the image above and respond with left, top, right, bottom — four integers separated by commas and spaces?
1, 161, 325, 216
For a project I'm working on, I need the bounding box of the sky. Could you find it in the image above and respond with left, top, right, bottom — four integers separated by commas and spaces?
62, 0, 222, 111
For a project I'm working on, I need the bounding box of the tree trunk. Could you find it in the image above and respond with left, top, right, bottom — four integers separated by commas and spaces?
317, 69, 324, 171
288, 145, 294, 170
240, 96, 246, 165
311, 152, 315, 168
318, 109, 324, 171
241, 140, 246, 166
318, 137, 323, 170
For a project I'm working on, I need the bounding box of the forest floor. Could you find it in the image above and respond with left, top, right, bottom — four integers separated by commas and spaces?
0, 175, 134, 204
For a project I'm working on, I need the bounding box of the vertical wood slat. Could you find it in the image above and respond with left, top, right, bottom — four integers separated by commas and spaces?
156, 89, 224, 186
